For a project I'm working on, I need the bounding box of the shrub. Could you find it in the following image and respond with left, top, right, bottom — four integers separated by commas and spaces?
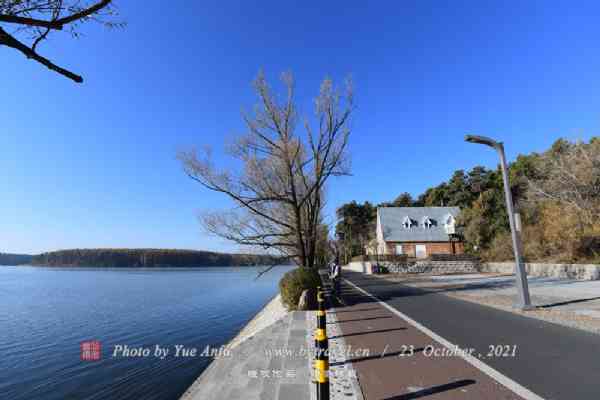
481, 231, 514, 262
279, 267, 321, 310
575, 236, 600, 261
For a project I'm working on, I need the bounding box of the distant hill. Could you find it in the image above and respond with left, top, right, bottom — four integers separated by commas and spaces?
0, 253, 33, 265
30, 248, 287, 268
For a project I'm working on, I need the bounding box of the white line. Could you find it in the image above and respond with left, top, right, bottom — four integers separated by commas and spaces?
344, 278, 545, 400
381, 343, 389, 358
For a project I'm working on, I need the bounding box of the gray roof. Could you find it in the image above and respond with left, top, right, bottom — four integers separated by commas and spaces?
379, 207, 460, 242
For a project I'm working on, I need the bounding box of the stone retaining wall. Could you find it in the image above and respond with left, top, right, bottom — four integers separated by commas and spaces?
345, 260, 600, 281
344, 260, 478, 275
480, 262, 600, 281
344, 261, 374, 274
386, 260, 479, 274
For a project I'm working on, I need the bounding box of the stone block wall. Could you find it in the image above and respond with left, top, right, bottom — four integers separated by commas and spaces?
385, 260, 479, 274
480, 262, 600, 280
345, 260, 600, 281
344, 261, 374, 274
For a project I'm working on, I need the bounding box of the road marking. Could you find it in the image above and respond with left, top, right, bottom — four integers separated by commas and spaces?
344, 278, 546, 400
381, 343, 390, 358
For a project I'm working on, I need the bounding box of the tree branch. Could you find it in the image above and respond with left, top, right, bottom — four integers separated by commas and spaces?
0, 0, 112, 30
54, 0, 111, 26
0, 26, 82, 82
0, 14, 60, 29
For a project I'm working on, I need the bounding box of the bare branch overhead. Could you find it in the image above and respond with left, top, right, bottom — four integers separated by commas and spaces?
0, 0, 120, 82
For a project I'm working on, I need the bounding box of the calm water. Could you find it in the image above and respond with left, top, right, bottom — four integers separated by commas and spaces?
0, 265, 291, 400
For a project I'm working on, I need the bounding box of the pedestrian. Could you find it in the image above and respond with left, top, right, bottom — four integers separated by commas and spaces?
328, 261, 335, 279
332, 260, 341, 298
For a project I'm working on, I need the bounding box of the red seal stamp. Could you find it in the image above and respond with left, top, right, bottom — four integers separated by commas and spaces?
81, 340, 102, 361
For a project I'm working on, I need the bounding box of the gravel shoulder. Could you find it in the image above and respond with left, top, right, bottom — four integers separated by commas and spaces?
381, 272, 600, 335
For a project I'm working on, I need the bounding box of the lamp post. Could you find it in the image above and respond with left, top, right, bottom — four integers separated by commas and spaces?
465, 135, 533, 310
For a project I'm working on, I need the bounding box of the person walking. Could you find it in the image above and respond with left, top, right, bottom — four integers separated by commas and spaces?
331, 259, 342, 299
328, 261, 335, 280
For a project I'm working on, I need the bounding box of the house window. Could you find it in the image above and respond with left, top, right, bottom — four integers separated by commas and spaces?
423, 217, 433, 229
395, 245, 403, 255
415, 244, 427, 258
444, 215, 456, 234
402, 216, 412, 229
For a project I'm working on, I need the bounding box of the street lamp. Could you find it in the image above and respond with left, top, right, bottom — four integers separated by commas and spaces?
465, 134, 533, 310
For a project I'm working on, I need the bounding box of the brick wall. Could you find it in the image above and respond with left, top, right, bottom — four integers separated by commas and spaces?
384, 241, 464, 257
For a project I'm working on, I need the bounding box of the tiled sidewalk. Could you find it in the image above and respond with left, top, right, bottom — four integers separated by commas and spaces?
181, 311, 311, 400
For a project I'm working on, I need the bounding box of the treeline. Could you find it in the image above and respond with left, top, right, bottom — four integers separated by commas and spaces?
0, 253, 33, 265
31, 249, 287, 268
337, 138, 600, 263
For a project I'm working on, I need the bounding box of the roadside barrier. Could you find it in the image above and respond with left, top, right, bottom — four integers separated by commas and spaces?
315, 287, 330, 400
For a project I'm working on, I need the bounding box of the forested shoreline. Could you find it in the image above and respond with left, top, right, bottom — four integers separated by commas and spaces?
29, 249, 286, 268
0, 253, 33, 266
336, 138, 600, 263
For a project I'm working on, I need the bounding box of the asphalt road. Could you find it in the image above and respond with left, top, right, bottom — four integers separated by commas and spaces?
342, 271, 600, 400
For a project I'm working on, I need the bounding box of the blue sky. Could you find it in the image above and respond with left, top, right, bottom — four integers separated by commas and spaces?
2, 0, 600, 254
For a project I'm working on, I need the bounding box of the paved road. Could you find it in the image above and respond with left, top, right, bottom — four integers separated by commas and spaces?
342, 271, 600, 400
328, 286, 525, 399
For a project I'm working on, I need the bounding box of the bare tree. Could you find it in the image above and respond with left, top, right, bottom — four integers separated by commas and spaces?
179, 71, 353, 269
528, 139, 600, 227
0, 1, 121, 82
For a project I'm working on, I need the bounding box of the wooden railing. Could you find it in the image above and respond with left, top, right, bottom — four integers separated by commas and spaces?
429, 253, 480, 262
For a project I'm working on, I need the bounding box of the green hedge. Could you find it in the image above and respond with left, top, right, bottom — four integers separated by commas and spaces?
279, 267, 321, 310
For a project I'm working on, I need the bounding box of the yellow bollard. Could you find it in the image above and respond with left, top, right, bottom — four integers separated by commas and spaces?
314, 288, 329, 400
315, 289, 327, 346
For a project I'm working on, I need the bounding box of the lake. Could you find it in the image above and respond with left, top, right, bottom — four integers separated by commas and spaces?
0, 265, 291, 400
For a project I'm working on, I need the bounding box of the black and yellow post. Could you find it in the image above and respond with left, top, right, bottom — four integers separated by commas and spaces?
314, 286, 326, 346
315, 288, 329, 400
